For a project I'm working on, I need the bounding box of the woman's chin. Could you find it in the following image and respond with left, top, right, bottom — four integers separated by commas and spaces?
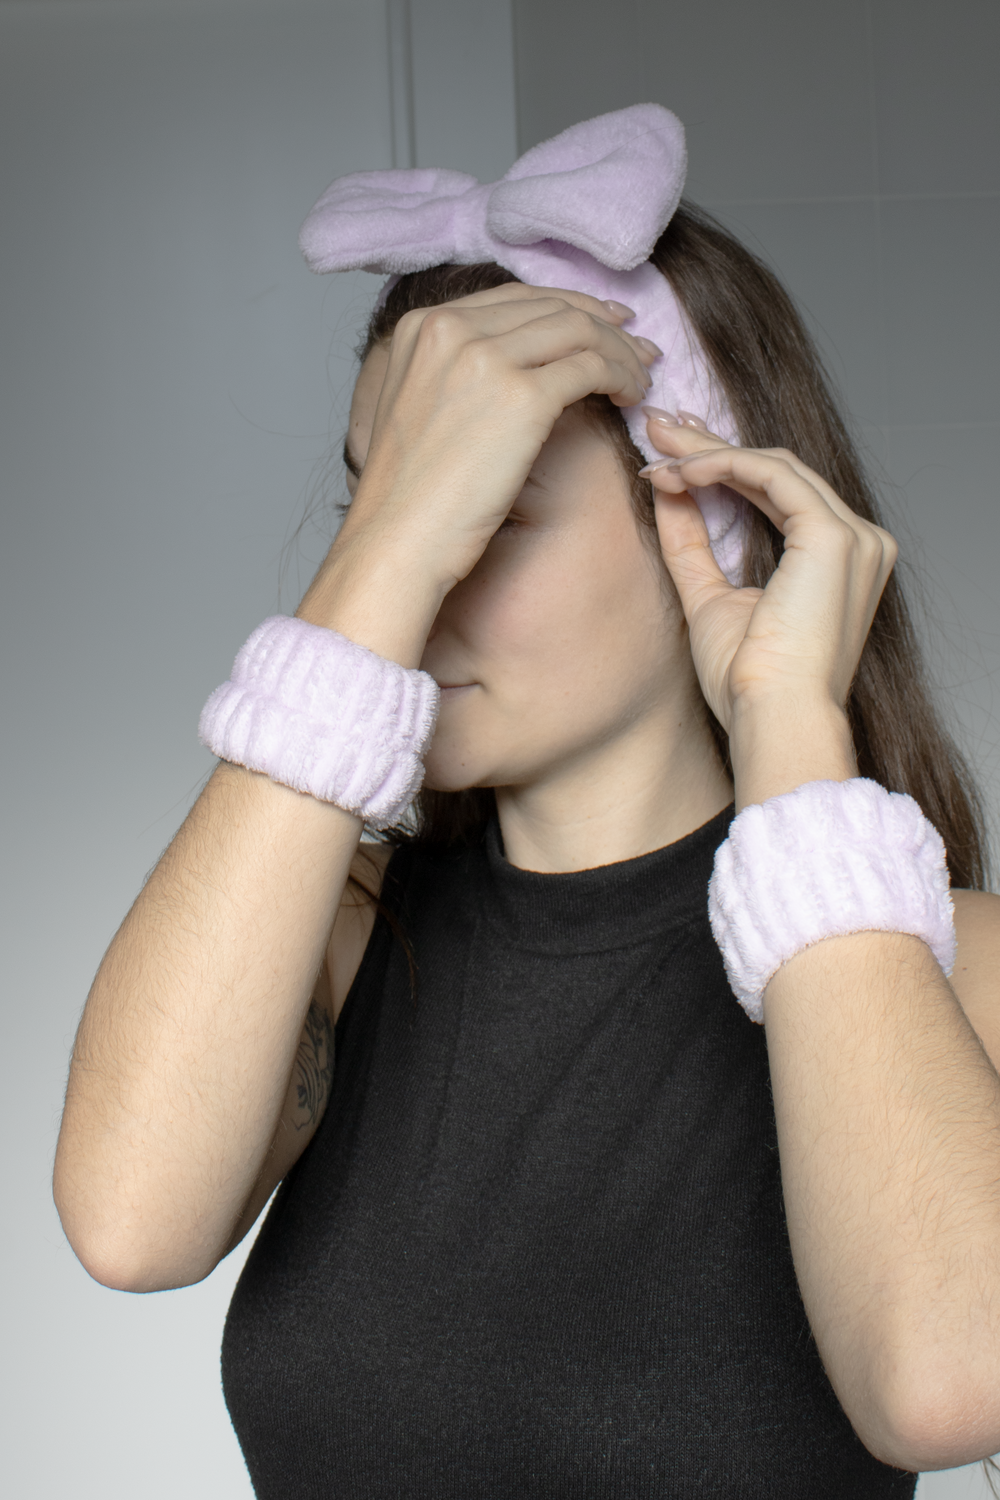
422, 742, 501, 795
422, 763, 494, 795
424, 697, 505, 792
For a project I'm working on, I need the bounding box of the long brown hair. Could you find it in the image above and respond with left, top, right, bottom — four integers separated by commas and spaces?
357, 204, 990, 888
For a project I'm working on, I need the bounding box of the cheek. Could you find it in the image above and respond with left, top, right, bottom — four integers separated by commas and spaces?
422, 508, 685, 790
467, 522, 672, 696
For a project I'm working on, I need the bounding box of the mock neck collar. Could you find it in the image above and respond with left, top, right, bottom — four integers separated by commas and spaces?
477, 806, 733, 956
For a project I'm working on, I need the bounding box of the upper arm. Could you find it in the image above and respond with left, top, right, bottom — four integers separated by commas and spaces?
221, 842, 393, 1256
949, 889, 1000, 1068
327, 841, 393, 1021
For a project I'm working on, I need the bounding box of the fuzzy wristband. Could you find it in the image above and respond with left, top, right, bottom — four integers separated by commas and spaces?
198, 615, 440, 829
708, 778, 956, 1024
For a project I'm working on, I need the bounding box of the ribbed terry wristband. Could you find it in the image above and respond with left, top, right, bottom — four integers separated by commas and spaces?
198, 615, 440, 829
708, 778, 956, 1024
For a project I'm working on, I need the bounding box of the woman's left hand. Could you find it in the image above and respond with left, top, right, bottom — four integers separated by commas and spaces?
643, 413, 897, 797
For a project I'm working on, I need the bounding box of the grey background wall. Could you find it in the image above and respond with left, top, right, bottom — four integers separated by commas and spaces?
0, 2, 514, 1496
1, 1, 995, 1495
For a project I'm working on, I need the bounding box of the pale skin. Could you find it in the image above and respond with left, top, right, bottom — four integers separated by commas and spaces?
54, 283, 1000, 1473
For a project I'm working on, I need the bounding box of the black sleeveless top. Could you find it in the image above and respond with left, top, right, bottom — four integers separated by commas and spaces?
222, 810, 916, 1497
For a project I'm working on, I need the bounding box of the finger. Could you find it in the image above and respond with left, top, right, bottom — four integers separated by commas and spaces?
377, 294, 655, 430
642, 415, 870, 535
441, 280, 640, 328
643, 410, 733, 456
488, 306, 654, 389
751, 455, 897, 580
651, 487, 733, 622
406, 294, 659, 373
742, 446, 862, 527
534, 347, 652, 409
652, 446, 897, 594
643, 444, 846, 536
642, 410, 846, 512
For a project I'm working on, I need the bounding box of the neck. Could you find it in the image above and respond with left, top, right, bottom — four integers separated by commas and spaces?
494, 696, 733, 874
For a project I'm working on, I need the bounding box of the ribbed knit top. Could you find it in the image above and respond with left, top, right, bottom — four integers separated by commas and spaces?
222, 810, 916, 1498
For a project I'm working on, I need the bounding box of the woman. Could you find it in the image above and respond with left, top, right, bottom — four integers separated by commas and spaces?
54, 107, 1000, 1496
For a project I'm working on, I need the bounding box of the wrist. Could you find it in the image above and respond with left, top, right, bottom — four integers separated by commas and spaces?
198, 616, 440, 829
709, 778, 955, 1024
297, 525, 453, 669
728, 690, 857, 812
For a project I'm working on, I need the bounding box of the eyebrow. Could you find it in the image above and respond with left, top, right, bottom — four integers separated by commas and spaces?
342, 438, 362, 480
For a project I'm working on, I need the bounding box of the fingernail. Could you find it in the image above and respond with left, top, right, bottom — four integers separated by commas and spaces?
635, 336, 663, 357
637, 457, 683, 477
677, 409, 709, 431
604, 300, 636, 320
642, 405, 680, 425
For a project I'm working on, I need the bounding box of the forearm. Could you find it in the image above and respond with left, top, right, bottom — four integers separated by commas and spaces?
54, 760, 362, 1290
651, 410, 1000, 1464
727, 695, 1000, 1466
56, 511, 452, 1290
764, 932, 1000, 1468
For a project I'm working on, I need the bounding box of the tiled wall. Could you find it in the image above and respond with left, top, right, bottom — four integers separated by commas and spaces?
514, 0, 1000, 850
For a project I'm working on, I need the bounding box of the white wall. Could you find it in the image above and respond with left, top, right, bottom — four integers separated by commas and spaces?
0, 2, 514, 1495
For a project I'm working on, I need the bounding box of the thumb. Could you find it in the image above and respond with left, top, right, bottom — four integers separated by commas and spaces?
652, 486, 732, 621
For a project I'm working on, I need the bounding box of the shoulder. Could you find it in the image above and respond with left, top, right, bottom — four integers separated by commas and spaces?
949, 890, 1000, 1064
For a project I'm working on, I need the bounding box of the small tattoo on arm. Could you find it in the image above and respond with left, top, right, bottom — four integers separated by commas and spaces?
293, 1000, 335, 1130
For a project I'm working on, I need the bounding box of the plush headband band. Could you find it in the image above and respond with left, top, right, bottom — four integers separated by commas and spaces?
299, 104, 745, 584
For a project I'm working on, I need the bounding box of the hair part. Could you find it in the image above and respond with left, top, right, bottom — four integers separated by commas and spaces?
358, 206, 990, 889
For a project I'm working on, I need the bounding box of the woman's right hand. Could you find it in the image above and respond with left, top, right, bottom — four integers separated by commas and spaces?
57, 287, 662, 1294
298, 284, 656, 664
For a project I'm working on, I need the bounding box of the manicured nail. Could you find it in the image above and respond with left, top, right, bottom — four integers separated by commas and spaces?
637, 457, 683, 477
677, 409, 709, 431
642, 405, 680, 425
635, 336, 663, 357
604, 300, 636, 320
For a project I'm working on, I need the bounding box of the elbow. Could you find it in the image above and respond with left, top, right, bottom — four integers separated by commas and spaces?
53, 1183, 221, 1293
856, 1363, 1000, 1473
67, 1238, 216, 1294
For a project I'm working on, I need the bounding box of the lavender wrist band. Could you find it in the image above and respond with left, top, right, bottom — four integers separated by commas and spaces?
708, 778, 956, 1024
198, 616, 440, 829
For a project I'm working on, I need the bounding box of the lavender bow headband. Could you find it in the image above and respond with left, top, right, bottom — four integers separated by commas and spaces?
299, 104, 745, 583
